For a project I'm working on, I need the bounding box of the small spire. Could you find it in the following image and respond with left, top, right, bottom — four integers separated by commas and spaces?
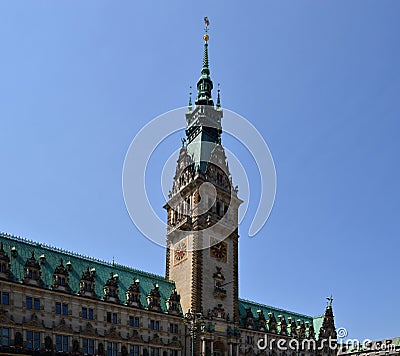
195, 17, 214, 106
202, 41, 210, 75
202, 17, 210, 73
216, 83, 221, 108
188, 86, 192, 111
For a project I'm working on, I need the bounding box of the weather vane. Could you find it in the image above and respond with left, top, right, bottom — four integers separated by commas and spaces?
204, 17, 210, 42
326, 295, 333, 306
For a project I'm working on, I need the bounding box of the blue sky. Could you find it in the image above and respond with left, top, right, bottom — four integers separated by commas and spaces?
1, 1, 399, 341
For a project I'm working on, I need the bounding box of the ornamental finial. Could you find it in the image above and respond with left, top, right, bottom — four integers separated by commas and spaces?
188, 86, 192, 111
326, 295, 333, 306
195, 17, 214, 106
204, 17, 210, 42
216, 83, 221, 108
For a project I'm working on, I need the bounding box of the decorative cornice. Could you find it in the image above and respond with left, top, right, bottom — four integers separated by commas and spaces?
23, 313, 44, 329
80, 322, 98, 337
53, 318, 73, 333
0, 308, 15, 325
105, 326, 125, 341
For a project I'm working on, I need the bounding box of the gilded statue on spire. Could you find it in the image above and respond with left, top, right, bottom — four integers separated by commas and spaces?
204, 17, 210, 42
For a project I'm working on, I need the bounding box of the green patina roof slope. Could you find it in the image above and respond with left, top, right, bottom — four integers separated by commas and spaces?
238, 298, 314, 325
0, 232, 179, 314
1, 231, 328, 335
239, 298, 324, 337
312, 314, 324, 338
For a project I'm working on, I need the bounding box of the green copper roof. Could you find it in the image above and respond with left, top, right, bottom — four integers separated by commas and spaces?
312, 314, 324, 338
0, 232, 180, 314
238, 298, 324, 337
195, 41, 214, 106
239, 298, 314, 325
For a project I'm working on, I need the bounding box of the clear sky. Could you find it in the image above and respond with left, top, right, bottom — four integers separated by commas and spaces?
1, 1, 399, 341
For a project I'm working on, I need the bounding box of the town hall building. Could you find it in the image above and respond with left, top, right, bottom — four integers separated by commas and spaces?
0, 23, 337, 356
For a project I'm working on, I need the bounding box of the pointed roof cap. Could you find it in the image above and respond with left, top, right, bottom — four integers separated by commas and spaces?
195, 17, 214, 106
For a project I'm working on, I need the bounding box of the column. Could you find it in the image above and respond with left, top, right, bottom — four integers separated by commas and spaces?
229, 343, 233, 356
236, 344, 239, 356
202, 338, 206, 356
210, 341, 214, 355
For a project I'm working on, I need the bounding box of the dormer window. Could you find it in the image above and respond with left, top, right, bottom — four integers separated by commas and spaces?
278, 315, 288, 335
23, 251, 43, 287
166, 289, 180, 315
52, 259, 71, 292
126, 279, 141, 308
0, 242, 11, 279
10, 246, 17, 258
267, 312, 277, 334
103, 272, 120, 303
147, 283, 161, 312
257, 310, 267, 331
307, 322, 315, 339
244, 308, 254, 329
78, 267, 96, 298
288, 317, 297, 337
39, 254, 46, 265
298, 320, 306, 338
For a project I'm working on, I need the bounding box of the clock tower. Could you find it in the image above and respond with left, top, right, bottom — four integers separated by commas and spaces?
164, 28, 242, 325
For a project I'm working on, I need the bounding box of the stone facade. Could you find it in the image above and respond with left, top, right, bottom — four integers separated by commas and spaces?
0, 234, 184, 356
0, 232, 337, 356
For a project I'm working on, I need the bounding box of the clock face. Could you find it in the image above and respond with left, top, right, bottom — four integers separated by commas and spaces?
210, 239, 228, 262
173, 239, 188, 264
